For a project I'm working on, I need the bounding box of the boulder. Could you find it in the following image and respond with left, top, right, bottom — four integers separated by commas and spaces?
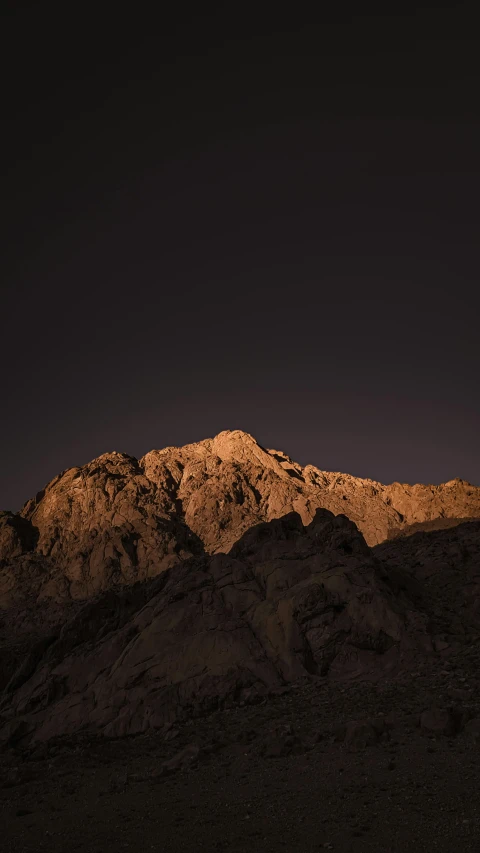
420, 707, 457, 737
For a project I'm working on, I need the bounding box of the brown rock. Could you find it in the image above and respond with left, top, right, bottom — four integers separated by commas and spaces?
375, 521, 480, 639
0, 717, 30, 746
447, 686, 473, 702
161, 744, 200, 774
2, 431, 479, 609
420, 707, 457, 736
261, 723, 301, 758
340, 720, 380, 751
0, 510, 429, 744
1, 430, 480, 748
464, 718, 480, 744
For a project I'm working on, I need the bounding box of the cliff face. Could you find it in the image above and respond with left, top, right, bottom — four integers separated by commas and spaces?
1, 429, 479, 602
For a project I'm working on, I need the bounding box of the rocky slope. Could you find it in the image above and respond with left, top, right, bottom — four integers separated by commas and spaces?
2, 512, 480, 749
2, 521, 480, 851
4, 650, 480, 853
374, 520, 480, 643
1, 429, 479, 603
0, 509, 431, 744
1, 430, 479, 749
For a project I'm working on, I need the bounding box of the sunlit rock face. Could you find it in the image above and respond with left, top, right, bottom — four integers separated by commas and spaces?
1, 429, 480, 602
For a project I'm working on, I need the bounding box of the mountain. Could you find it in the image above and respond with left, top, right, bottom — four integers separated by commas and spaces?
1, 430, 480, 747
1, 429, 479, 605
1, 501, 480, 853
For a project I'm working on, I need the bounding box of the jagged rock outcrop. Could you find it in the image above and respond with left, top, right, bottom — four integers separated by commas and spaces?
1, 430, 479, 603
0, 510, 430, 744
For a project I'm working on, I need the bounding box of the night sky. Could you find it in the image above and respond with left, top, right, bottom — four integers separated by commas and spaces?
2, 3, 479, 511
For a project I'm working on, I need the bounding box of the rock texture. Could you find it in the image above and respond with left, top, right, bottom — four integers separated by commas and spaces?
374, 520, 480, 644
4, 657, 480, 853
1, 430, 479, 748
0, 509, 432, 744
1, 520, 480, 752
1, 430, 479, 604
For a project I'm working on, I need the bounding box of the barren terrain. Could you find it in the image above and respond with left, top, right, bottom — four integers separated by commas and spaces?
1, 432, 480, 851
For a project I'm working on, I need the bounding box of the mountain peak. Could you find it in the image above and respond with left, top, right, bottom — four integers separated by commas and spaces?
1, 431, 479, 605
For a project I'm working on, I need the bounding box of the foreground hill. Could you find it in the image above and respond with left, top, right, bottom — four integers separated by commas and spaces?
1, 519, 480, 851
2, 512, 480, 748
0, 509, 429, 744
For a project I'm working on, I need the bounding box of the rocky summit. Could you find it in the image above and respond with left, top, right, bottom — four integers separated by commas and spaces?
1, 429, 479, 604
2, 432, 480, 852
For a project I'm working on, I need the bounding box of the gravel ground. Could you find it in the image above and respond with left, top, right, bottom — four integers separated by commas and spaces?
2, 651, 480, 853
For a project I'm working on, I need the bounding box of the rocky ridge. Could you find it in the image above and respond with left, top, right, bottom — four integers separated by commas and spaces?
0, 430, 479, 749
1, 429, 479, 604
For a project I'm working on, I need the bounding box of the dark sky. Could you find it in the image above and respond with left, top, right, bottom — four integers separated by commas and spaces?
2, 2, 480, 510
